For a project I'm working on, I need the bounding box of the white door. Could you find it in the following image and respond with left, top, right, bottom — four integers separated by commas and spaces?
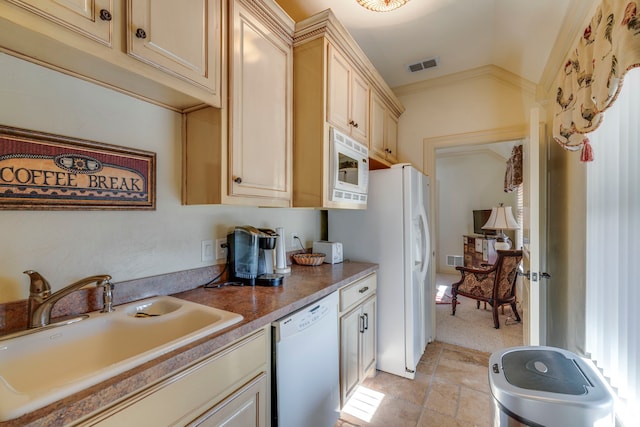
522, 107, 547, 346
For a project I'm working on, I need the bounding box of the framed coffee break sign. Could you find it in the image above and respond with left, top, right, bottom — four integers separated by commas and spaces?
0, 126, 156, 210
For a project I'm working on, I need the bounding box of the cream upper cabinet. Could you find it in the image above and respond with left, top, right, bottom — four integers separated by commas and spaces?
228, 0, 292, 202
183, 0, 294, 207
370, 91, 399, 165
292, 9, 403, 209
327, 45, 369, 144
0, 0, 222, 109
386, 113, 399, 164
127, 0, 222, 105
5, 0, 114, 46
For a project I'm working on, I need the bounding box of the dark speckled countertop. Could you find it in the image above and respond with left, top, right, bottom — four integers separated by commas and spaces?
2, 261, 377, 427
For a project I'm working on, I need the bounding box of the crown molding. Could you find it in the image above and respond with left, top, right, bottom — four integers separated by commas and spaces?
392, 64, 536, 98
237, 0, 295, 44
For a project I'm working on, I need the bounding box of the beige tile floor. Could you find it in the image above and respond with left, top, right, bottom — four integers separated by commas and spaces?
335, 341, 493, 427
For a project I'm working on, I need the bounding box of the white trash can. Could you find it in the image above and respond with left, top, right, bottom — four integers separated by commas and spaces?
489, 346, 614, 427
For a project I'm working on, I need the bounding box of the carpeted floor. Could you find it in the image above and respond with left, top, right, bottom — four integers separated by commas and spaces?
434, 273, 523, 354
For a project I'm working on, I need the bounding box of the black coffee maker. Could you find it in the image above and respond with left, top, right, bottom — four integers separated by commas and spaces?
227, 226, 284, 286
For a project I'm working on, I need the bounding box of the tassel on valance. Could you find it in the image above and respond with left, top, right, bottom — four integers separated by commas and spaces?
552, 0, 640, 161
580, 137, 595, 162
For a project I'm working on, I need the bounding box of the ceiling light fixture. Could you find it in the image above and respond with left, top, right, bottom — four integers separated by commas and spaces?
356, 0, 409, 12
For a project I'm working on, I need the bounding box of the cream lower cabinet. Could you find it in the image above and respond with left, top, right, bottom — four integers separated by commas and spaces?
370, 91, 399, 166
183, 0, 293, 207
339, 273, 377, 407
78, 328, 269, 427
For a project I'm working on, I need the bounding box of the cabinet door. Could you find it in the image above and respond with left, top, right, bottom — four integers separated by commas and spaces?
349, 70, 369, 143
360, 297, 376, 378
229, 0, 292, 203
128, 0, 221, 102
7, 0, 114, 45
385, 112, 398, 163
327, 45, 351, 132
340, 307, 361, 406
369, 92, 386, 159
189, 373, 267, 427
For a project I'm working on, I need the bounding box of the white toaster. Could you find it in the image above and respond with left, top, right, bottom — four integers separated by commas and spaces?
312, 241, 343, 264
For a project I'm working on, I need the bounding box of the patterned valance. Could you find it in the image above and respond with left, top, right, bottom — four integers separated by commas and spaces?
553, 0, 640, 161
504, 145, 522, 193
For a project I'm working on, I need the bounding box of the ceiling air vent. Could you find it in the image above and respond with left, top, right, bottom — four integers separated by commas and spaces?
407, 56, 440, 73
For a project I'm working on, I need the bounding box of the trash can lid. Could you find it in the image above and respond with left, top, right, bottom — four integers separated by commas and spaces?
489, 347, 615, 427
502, 349, 589, 395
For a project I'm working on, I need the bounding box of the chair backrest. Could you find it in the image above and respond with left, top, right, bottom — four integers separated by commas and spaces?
494, 250, 523, 300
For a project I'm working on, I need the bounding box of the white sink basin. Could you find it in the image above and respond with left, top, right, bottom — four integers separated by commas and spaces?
0, 296, 242, 421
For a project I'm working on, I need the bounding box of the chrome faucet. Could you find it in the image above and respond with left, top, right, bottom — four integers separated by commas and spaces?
24, 270, 114, 328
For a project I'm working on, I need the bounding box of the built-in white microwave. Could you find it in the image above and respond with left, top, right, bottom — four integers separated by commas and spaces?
330, 127, 368, 204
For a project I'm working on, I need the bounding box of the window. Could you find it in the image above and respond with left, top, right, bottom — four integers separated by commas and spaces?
515, 183, 523, 250
585, 68, 640, 425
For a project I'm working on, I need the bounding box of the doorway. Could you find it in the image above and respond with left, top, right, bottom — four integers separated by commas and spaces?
423, 127, 526, 353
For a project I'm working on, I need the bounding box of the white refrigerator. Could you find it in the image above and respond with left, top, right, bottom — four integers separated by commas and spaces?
328, 164, 432, 379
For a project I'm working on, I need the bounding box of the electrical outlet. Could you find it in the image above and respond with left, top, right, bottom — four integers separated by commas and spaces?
216, 238, 228, 260
201, 240, 214, 262
290, 232, 298, 248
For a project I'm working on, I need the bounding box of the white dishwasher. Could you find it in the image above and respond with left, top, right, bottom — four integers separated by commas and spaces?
272, 291, 340, 427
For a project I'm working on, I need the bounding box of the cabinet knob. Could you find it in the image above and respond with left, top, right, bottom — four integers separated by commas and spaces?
349, 119, 359, 128
234, 177, 242, 184
99, 9, 112, 21
135, 28, 147, 39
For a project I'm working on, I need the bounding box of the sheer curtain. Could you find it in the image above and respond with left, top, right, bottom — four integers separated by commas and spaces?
585, 68, 640, 425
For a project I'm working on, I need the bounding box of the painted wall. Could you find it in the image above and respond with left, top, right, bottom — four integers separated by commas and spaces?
435, 150, 518, 273
545, 101, 587, 354
395, 69, 535, 174
0, 53, 322, 303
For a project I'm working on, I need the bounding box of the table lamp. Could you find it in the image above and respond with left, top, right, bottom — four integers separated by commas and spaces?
481, 204, 519, 250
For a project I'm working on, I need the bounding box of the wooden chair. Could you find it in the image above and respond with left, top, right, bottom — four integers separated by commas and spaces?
451, 250, 522, 329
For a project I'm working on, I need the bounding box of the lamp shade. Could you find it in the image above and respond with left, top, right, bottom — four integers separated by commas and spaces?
482, 205, 519, 231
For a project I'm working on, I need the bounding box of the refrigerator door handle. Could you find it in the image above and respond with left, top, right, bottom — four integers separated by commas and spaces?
417, 204, 431, 280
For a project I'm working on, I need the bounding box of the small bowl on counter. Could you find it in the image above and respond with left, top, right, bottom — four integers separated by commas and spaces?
291, 253, 325, 266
